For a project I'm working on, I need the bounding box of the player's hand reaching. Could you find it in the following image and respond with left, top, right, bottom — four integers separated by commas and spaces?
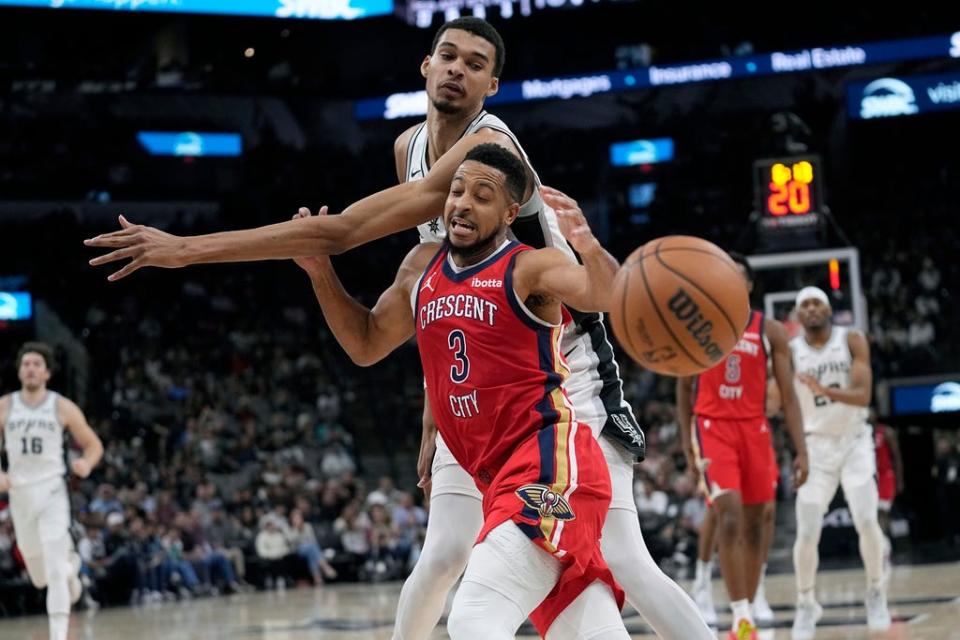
85, 216, 187, 281
71, 458, 93, 479
291, 206, 331, 273
541, 186, 600, 255
0, 471, 9, 492
793, 449, 809, 488
796, 372, 826, 396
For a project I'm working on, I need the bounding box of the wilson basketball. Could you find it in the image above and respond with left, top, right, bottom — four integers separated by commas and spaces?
610, 236, 750, 376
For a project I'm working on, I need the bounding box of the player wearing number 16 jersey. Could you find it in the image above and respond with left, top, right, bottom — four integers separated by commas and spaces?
0, 342, 103, 640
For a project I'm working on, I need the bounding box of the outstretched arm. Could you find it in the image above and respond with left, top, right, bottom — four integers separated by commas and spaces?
85, 128, 521, 281
59, 397, 104, 479
514, 187, 620, 312
298, 242, 435, 366
767, 318, 809, 488
675, 376, 700, 482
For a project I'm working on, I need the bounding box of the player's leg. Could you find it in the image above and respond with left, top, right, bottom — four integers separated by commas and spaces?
739, 420, 777, 606
791, 436, 839, 640
33, 479, 75, 640
693, 505, 718, 625
751, 500, 776, 622
694, 417, 756, 634
545, 581, 631, 640
392, 434, 482, 640
446, 521, 561, 640
598, 437, 714, 639
840, 434, 890, 631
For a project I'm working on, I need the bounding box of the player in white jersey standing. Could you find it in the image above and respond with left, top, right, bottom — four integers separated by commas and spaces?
86, 17, 711, 640
788, 287, 891, 639
0, 342, 103, 640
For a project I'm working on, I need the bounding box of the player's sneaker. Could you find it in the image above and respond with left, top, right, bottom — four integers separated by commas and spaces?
752, 579, 774, 623
692, 574, 717, 625
68, 550, 83, 605
727, 618, 758, 640
866, 586, 892, 632
791, 599, 822, 640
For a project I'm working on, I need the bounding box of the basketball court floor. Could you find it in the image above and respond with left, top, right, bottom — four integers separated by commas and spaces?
2, 562, 959, 639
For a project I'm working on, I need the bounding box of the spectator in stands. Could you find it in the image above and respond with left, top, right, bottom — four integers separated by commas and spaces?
89, 484, 123, 515
334, 501, 371, 562
255, 515, 293, 589
288, 508, 336, 585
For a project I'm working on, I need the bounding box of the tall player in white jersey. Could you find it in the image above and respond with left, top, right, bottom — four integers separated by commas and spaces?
0, 342, 103, 640
788, 287, 891, 639
85, 17, 711, 640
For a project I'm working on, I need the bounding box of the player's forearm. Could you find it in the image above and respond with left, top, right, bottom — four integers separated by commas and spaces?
675, 379, 694, 451
572, 242, 620, 311
781, 394, 808, 457
823, 385, 871, 407
303, 265, 382, 366
182, 215, 356, 265
82, 437, 104, 469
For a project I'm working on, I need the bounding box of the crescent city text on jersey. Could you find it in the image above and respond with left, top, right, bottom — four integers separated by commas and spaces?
418, 293, 499, 330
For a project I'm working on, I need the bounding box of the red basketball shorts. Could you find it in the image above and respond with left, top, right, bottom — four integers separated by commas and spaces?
693, 415, 776, 506
477, 420, 624, 636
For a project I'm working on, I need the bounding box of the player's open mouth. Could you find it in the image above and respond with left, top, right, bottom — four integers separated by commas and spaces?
450, 217, 476, 231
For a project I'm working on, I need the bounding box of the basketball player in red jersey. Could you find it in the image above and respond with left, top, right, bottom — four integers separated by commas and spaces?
293, 143, 627, 638
690, 373, 783, 626
872, 411, 903, 565
677, 253, 809, 640
88, 18, 711, 640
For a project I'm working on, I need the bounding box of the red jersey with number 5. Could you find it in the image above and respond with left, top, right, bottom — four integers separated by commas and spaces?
414, 240, 573, 485
693, 310, 767, 419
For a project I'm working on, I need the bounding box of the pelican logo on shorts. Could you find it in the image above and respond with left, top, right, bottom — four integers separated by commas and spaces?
516, 484, 576, 520
666, 287, 724, 362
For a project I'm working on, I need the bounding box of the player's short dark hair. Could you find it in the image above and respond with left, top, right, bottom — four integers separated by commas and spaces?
432, 17, 505, 77
464, 143, 527, 205
17, 341, 54, 372
728, 251, 755, 285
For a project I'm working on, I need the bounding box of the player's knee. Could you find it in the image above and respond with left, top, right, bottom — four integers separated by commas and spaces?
715, 504, 742, 540
743, 516, 764, 547
26, 560, 47, 589
447, 605, 505, 640
795, 501, 824, 542
419, 538, 472, 584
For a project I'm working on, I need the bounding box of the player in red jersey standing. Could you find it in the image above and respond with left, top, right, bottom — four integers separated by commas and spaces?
872, 411, 903, 571
678, 253, 809, 640
293, 143, 627, 638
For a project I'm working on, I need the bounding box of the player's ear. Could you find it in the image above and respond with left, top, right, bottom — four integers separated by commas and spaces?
486, 76, 499, 98
421, 56, 431, 79
505, 202, 520, 226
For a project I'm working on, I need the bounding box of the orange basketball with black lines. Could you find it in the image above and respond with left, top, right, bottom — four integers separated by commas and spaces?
609, 236, 750, 376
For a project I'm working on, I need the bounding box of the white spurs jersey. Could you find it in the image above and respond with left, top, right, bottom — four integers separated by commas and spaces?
790, 327, 869, 437
405, 111, 568, 253
3, 391, 66, 488
403, 111, 646, 457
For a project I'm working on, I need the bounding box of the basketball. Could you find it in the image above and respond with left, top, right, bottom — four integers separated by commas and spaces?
610, 235, 751, 376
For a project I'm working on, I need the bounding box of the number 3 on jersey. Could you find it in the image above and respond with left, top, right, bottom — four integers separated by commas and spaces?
448, 330, 470, 383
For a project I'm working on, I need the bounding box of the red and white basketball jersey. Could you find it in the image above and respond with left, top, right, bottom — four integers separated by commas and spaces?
693, 310, 768, 419
414, 240, 573, 486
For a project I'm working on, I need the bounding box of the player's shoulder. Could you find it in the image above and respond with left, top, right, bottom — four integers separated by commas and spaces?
394, 122, 425, 180
400, 242, 442, 272
844, 327, 869, 351
0, 393, 10, 412
393, 123, 423, 154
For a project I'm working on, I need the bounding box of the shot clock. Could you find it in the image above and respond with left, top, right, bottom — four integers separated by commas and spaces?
753, 155, 825, 249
